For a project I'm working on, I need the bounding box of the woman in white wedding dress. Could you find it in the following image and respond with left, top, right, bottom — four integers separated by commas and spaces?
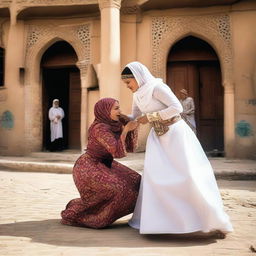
121, 61, 233, 236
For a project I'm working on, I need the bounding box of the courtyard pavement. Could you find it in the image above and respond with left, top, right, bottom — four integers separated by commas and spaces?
0, 152, 256, 255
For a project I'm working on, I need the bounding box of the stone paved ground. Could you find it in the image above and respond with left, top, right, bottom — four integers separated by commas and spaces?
0, 169, 256, 256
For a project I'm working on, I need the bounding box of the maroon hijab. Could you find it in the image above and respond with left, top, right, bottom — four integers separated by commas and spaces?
87, 98, 137, 157
89, 98, 123, 135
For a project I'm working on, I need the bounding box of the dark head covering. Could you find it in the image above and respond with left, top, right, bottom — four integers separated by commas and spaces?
121, 67, 134, 79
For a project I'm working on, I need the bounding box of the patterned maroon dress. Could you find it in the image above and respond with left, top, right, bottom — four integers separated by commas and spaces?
61, 98, 141, 228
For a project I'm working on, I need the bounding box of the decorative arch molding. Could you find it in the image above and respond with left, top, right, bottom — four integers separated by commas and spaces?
151, 14, 235, 156
24, 23, 91, 152
151, 14, 232, 84
16, 0, 96, 5
25, 23, 90, 63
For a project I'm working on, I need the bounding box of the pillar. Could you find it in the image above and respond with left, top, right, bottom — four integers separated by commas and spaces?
98, 0, 121, 100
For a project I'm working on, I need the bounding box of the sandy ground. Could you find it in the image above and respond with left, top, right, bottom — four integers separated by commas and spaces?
0, 169, 255, 256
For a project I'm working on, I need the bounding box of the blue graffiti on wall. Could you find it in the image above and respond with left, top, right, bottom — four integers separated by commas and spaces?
0, 111, 14, 129
235, 120, 253, 137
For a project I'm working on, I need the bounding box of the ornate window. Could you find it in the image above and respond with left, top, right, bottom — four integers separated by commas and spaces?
0, 47, 4, 86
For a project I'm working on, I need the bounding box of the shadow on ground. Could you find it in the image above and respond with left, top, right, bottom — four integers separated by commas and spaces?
0, 219, 217, 248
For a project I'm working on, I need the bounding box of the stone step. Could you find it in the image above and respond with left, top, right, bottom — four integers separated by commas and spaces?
0, 152, 255, 180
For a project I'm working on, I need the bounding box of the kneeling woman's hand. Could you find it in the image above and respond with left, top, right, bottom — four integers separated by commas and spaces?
136, 115, 149, 124
121, 121, 139, 145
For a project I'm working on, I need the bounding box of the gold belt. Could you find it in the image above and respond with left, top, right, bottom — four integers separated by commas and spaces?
148, 114, 181, 136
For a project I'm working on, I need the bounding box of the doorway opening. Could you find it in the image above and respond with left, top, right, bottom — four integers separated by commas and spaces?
167, 36, 224, 154
41, 41, 81, 151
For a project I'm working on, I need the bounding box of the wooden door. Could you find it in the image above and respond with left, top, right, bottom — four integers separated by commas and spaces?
166, 62, 198, 98
198, 63, 223, 151
68, 71, 81, 149
167, 61, 223, 152
167, 62, 200, 127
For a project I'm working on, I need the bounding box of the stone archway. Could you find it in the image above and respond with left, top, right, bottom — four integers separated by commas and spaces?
24, 23, 91, 152
151, 14, 235, 157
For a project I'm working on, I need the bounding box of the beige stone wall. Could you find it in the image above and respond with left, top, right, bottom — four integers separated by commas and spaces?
0, 20, 9, 153
87, 90, 100, 128
91, 20, 101, 65
0, 20, 26, 156
231, 1, 256, 158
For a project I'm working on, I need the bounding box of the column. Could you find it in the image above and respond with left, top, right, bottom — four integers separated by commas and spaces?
98, 0, 121, 100
224, 83, 235, 158
77, 61, 89, 152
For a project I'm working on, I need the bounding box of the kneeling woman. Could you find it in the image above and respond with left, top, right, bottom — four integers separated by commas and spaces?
61, 98, 141, 228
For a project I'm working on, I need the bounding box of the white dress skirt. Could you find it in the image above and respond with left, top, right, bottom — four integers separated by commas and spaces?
128, 84, 233, 234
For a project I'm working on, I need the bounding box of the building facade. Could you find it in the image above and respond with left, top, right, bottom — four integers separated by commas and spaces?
0, 0, 255, 158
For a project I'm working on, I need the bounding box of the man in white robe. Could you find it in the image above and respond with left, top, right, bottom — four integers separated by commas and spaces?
48, 99, 65, 151
179, 89, 196, 134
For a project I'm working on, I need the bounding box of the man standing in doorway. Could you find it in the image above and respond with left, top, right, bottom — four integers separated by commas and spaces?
48, 99, 65, 151
179, 89, 197, 134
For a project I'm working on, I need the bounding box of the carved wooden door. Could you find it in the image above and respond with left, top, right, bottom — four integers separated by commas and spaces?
68, 70, 81, 149
167, 61, 224, 152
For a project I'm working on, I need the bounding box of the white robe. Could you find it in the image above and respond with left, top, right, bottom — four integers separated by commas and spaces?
48, 107, 65, 142
180, 97, 196, 131
128, 83, 233, 234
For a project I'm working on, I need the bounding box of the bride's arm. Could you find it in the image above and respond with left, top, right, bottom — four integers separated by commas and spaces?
137, 84, 183, 124
153, 85, 183, 120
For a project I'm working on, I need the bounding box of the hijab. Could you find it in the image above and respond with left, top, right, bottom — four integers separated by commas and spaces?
89, 98, 123, 135
86, 98, 138, 159
52, 99, 59, 108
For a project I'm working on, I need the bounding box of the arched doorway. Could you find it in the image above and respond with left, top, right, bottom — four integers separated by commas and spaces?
167, 36, 224, 153
41, 41, 81, 150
